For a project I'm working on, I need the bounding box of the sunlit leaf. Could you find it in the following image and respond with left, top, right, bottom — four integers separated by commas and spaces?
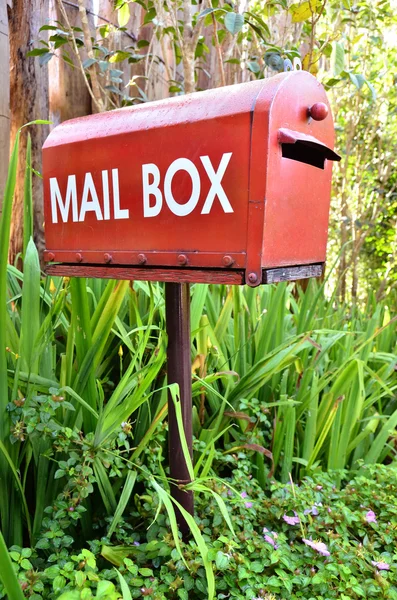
118, 2, 130, 28
224, 12, 244, 35
331, 41, 345, 77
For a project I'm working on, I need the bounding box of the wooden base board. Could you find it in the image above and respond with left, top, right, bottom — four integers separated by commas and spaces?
45, 263, 324, 285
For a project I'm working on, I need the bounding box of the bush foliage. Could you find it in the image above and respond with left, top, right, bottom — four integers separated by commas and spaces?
2, 458, 397, 599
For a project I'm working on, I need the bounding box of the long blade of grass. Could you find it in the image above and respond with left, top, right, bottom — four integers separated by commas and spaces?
20, 238, 40, 375
23, 134, 33, 258
107, 471, 137, 538
0, 440, 32, 542
0, 131, 20, 441
0, 529, 25, 600
169, 383, 195, 482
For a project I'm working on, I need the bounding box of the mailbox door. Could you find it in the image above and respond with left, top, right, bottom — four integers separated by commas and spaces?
252, 71, 337, 270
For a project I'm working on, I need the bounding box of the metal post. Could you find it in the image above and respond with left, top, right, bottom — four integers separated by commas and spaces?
165, 282, 194, 539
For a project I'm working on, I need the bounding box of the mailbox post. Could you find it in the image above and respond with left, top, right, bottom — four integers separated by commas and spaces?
42, 69, 340, 536
165, 282, 194, 537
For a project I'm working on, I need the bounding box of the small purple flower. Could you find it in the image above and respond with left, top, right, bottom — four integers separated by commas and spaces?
283, 511, 300, 525
365, 510, 377, 523
263, 528, 279, 549
245, 501, 253, 509
303, 538, 330, 556
240, 491, 248, 499
304, 504, 320, 516
264, 534, 276, 547
133, 541, 140, 546
372, 560, 390, 570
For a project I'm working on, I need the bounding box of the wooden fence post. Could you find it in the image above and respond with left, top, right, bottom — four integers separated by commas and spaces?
0, 0, 10, 208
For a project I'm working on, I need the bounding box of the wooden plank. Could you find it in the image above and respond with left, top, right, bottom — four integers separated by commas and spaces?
46, 265, 246, 285
262, 263, 324, 284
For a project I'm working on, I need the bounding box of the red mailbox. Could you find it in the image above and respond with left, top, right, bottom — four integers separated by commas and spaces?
43, 70, 340, 286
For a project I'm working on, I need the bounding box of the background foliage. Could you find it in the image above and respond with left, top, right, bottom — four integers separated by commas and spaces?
23, 0, 397, 302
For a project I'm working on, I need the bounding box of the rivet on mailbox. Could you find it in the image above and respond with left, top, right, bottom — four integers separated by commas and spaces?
43, 70, 340, 287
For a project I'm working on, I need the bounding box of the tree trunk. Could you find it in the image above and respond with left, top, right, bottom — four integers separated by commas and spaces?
8, 0, 49, 262
48, 0, 92, 125
0, 0, 10, 209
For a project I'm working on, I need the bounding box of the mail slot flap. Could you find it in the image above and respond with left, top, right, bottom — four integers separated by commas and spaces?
278, 128, 341, 165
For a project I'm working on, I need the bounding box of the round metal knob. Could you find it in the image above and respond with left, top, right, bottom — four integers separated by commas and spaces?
137, 253, 147, 265
309, 102, 329, 121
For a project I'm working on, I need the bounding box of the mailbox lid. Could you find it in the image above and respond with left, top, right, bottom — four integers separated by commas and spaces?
43, 80, 268, 269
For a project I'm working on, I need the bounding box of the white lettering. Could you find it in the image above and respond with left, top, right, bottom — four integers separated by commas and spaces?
142, 164, 163, 217
79, 173, 103, 222
102, 170, 110, 220
200, 153, 233, 214
112, 169, 129, 220
164, 158, 200, 217
50, 175, 78, 224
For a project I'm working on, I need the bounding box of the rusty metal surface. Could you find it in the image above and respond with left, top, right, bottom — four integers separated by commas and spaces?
43, 70, 339, 285
262, 263, 323, 284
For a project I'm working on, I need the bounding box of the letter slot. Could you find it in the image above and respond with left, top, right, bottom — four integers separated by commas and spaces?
279, 128, 341, 170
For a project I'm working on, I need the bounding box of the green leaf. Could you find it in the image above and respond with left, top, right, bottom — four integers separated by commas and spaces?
169, 383, 195, 482
0, 530, 25, 600
331, 41, 345, 77
97, 580, 116, 598
224, 12, 244, 35
109, 51, 130, 63
290, 0, 321, 22
27, 48, 50, 57
20, 238, 40, 374
199, 7, 214, 17
215, 551, 230, 570
39, 52, 54, 66
23, 135, 33, 258
82, 57, 97, 69
107, 471, 137, 538
118, 3, 130, 27
364, 78, 377, 101
0, 439, 32, 542
117, 570, 132, 600
20, 559, 33, 570
247, 61, 260, 73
